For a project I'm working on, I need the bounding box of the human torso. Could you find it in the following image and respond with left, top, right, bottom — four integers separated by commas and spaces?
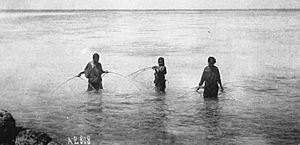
154, 66, 166, 81
203, 66, 219, 88
85, 61, 103, 82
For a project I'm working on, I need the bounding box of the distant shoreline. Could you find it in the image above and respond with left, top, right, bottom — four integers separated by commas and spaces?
0, 9, 300, 13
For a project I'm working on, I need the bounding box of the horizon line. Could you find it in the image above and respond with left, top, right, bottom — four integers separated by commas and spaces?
0, 8, 300, 12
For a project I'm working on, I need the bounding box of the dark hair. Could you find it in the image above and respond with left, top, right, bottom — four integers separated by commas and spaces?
93, 53, 99, 59
158, 57, 164, 66
208, 56, 216, 64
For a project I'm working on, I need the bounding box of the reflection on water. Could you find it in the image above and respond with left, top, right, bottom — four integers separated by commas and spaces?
202, 98, 222, 143
139, 94, 174, 144
0, 10, 299, 144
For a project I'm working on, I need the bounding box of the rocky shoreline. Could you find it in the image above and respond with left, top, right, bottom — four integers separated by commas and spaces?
0, 109, 60, 145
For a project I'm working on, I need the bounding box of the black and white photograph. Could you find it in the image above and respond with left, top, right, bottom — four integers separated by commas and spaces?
0, 0, 299, 144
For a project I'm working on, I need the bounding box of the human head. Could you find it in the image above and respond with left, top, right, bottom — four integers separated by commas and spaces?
93, 53, 99, 62
158, 57, 165, 66
208, 56, 216, 66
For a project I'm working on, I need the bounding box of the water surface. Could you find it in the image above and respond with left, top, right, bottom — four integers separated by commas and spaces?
0, 10, 299, 144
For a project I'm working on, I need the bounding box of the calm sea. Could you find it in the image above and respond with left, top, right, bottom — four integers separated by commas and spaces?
0, 10, 299, 144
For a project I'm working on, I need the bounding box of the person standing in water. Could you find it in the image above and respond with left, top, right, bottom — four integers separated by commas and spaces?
76, 53, 109, 91
196, 56, 224, 98
152, 57, 167, 92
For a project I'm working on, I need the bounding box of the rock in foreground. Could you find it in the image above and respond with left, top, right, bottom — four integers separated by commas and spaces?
15, 129, 52, 145
0, 109, 18, 143
0, 109, 60, 145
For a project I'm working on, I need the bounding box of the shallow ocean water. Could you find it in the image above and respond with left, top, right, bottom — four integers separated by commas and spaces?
0, 10, 299, 144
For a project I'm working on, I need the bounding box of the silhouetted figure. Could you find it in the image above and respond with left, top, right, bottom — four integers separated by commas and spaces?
152, 57, 167, 92
196, 56, 224, 98
77, 53, 108, 91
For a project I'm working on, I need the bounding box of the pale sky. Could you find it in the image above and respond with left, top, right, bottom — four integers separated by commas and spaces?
0, 0, 299, 10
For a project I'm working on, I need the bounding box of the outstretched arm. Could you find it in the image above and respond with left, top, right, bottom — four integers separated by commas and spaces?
99, 63, 110, 74
152, 66, 158, 74
76, 63, 90, 77
76, 71, 85, 77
